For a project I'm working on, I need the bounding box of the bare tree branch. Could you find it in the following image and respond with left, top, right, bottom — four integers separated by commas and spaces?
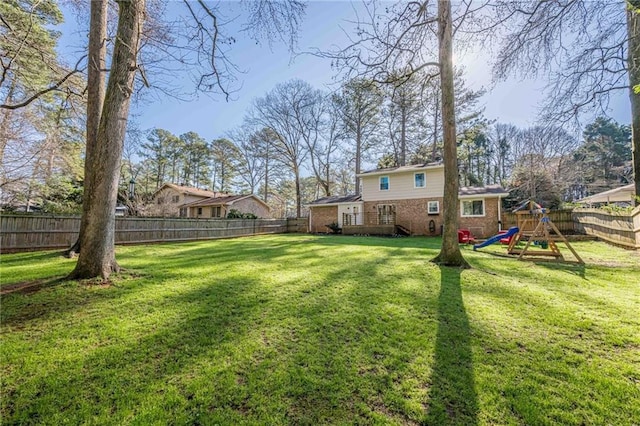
0, 55, 87, 110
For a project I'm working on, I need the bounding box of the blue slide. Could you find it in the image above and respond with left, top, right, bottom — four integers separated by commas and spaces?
473, 226, 519, 250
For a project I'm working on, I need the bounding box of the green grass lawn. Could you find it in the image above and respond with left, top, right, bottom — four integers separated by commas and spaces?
1, 235, 639, 425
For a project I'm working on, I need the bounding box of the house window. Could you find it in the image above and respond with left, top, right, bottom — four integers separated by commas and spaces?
197, 207, 203, 216
414, 172, 425, 188
428, 201, 439, 214
461, 199, 485, 217
157, 197, 165, 205
172, 195, 180, 203
211, 206, 221, 218
379, 176, 389, 191
377, 204, 395, 224
179, 208, 187, 217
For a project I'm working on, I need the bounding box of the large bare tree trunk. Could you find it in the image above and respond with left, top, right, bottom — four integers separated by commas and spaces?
400, 105, 407, 166
70, 0, 145, 279
355, 124, 362, 195
433, 0, 469, 268
629, 1, 640, 205
66, 0, 108, 256
294, 166, 301, 218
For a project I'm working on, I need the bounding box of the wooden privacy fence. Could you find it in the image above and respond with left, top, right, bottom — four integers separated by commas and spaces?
502, 209, 575, 233
0, 215, 294, 253
572, 207, 640, 249
286, 217, 309, 233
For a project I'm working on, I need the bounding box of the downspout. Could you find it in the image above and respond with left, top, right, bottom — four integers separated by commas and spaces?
498, 196, 503, 231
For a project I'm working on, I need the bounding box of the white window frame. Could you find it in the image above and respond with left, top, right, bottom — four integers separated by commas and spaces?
427, 200, 440, 214
379, 176, 389, 191
377, 204, 395, 224
414, 172, 426, 188
461, 199, 485, 217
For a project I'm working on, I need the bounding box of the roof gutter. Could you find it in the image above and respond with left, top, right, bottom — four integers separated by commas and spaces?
356, 164, 444, 178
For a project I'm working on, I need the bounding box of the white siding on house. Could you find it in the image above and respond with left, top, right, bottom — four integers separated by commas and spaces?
361, 168, 444, 201
337, 202, 364, 226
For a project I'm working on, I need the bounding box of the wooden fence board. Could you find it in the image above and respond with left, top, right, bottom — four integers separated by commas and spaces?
0, 215, 294, 253
502, 209, 575, 233
572, 207, 640, 249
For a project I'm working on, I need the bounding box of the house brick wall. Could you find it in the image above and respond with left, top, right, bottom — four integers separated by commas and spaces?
309, 206, 338, 233
363, 198, 444, 236
459, 197, 501, 238
362, 197, 502, 238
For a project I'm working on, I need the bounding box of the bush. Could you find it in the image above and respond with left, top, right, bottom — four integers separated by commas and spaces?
326, 222, 341, 234
226, 209, 258, 219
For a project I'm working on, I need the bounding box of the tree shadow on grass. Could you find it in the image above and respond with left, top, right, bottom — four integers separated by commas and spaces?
425, 266, 478, 425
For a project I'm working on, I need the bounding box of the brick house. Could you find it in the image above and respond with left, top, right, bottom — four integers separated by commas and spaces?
180, 194, 271, 219
308, 163, 509, 238
147, 183, 221, 217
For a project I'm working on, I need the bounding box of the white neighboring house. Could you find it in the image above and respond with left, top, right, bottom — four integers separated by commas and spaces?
576, 184, 635, 206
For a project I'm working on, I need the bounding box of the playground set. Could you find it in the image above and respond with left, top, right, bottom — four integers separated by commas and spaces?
471, 200, 584, 264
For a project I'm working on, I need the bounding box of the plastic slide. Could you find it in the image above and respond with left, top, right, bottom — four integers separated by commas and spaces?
473, 226, 519, 250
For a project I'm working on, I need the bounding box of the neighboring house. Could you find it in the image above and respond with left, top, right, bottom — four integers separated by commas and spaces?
147, 183, 221, 217
575, 184, 635, 206
308, 163, 509, 238
181, 194, 271, 219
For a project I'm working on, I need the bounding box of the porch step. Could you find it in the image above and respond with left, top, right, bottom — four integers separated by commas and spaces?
395, 224, 411, 236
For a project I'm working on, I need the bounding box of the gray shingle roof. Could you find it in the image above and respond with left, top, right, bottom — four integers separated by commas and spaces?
308, 195, 362, 205
358, 162, 443, 177
459, 184, 509, 197
181, 195, 248, 207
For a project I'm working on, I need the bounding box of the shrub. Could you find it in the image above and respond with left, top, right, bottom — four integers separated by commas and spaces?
326, 222, 341, 234
226, 209, 258, 219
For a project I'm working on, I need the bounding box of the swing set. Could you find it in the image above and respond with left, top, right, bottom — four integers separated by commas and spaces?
506, 200, 584, 264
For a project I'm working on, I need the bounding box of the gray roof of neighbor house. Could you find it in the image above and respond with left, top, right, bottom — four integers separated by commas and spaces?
459, 184, 510, 198
308, 195, 362, 206
576, 184, 634, 204
181, 194, 270, 210
357, 162, 444, 177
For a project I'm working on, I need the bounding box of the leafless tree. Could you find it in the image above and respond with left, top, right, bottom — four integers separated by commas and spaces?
314, 95, 346, 196
63, 0, 306, 279
510, 125, 580, 202
320, 0, 478, 267
334, 78, 383, 193
489, 0, 639, 203
228, 126, 266, 195
383, 72, 424, 167
486, 123, 519, 187
248, 79, 317, 218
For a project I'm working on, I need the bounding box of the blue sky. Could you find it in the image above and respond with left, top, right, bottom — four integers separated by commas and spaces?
57, 1, 631, 142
